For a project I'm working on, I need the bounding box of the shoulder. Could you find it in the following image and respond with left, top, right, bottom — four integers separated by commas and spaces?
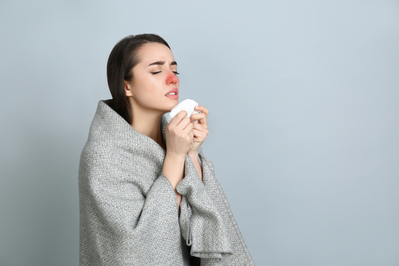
78, 139, 156, 193
80, 139, 114, 166
78, 139, 123, 184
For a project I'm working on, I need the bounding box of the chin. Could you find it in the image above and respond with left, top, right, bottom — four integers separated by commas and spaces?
160, 103, 176, 113
168, 99, 179, 107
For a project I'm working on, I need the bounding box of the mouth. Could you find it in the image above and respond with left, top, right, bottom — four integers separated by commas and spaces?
165, 88, 178, 99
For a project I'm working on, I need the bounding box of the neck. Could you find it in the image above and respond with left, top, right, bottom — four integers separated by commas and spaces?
128, 98, 166, 150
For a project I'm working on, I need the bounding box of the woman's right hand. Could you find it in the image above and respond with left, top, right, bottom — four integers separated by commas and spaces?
165, 110, 194, 157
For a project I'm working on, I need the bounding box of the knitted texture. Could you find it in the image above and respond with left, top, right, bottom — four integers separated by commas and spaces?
78, 100, 256, 266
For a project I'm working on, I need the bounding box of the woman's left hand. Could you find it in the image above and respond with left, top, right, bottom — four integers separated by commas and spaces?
187, 105, 209, 155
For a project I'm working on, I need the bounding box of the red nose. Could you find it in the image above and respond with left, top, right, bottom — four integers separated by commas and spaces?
166, 72, 178, 84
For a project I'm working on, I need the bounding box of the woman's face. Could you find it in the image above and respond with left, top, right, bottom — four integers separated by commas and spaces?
125, 42, 179, 112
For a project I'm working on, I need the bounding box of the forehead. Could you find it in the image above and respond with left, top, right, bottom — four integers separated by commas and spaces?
137, 42, 175, 64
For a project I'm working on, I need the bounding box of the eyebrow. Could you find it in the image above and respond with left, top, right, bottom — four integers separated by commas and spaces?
148, 61, 177, 67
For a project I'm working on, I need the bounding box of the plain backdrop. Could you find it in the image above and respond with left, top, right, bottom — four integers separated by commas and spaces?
1, 1, 398, 265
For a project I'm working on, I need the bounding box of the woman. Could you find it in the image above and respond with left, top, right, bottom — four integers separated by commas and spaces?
79, 34, 255, 266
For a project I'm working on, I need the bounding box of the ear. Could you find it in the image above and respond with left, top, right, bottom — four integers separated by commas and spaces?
124, 80, 133, 97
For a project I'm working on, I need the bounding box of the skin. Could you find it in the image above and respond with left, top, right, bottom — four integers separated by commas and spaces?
124, 42, 210, 209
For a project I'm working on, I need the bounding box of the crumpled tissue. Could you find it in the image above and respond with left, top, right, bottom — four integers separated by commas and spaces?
166, 99, 200, 124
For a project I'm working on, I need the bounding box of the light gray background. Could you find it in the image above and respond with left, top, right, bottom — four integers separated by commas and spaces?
1, 1, 398, 265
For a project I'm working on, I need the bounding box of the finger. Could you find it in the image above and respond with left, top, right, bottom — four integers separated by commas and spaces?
183, 120, 194, 132
191, 123, 204, 133
171, 110, 187, 123
194, 106, 209, 118
192, 125, 209, 142
192, 128, 206, 142
177, 110, 188, 120
194, 123, 208, 134
177, 117, 192, 133
192, 127, 205, 136
190, 113, 208, 129
186, 124, 194, 140
190, 112, 206, 123
174, 110, 189, 127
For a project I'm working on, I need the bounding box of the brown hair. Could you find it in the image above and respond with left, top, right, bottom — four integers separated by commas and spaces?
106, 34, 171, 124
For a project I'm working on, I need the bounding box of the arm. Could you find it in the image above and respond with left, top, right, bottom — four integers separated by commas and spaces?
162, 152, 186, 209
175, 148, 255, 265
79, 145, 184, 266
176, 152, 233, 261
190, 152, 257, 265
161, 151, 202, 211
162, 109, 200, 210
188, 151, 203, 181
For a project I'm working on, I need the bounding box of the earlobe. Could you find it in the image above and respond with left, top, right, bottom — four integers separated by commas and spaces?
124, 81, 133, 97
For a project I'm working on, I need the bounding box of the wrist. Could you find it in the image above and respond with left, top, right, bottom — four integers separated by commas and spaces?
187, 151, 198, 157
166, 151, 187, 161
162, 152, 186, 189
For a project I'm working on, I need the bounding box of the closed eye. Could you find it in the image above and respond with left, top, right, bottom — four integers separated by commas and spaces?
151, 71, 180, 75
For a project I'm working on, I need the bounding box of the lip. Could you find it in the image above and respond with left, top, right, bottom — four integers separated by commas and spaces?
165, 88, 178, 97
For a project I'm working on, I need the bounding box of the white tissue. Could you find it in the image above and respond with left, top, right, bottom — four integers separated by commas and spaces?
166, 99, 200, 124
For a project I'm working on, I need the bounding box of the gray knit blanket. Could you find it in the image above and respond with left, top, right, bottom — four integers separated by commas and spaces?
79, 100, 256, 265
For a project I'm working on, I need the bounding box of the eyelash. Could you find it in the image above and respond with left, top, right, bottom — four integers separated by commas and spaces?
151, 71, 180, 75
